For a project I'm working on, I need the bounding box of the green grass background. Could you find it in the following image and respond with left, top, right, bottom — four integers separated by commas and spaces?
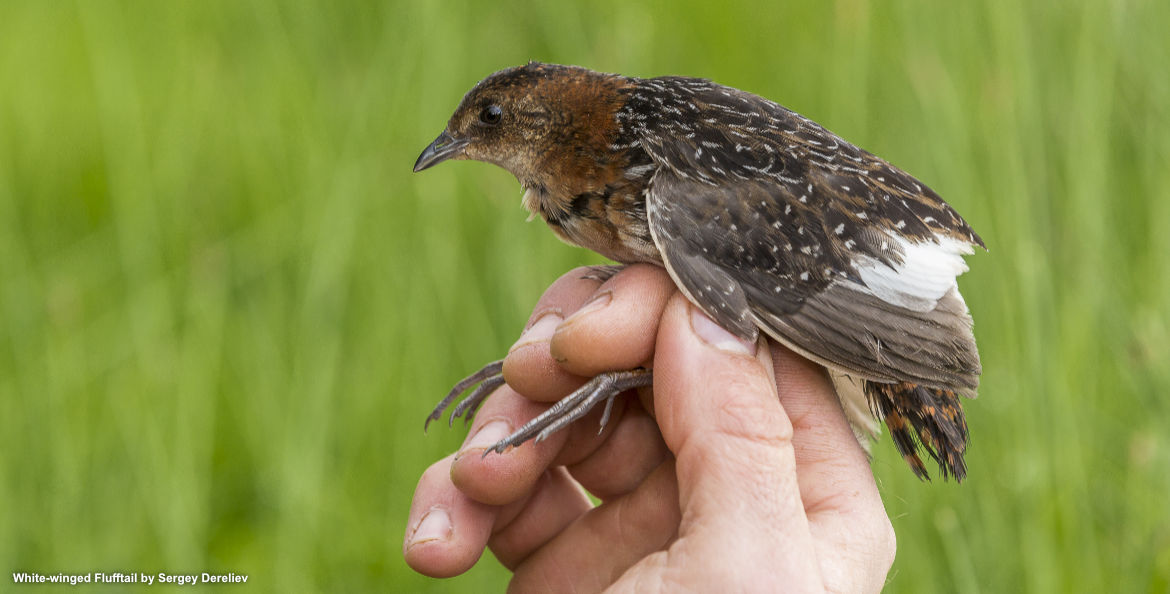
1, 0, 1167, 591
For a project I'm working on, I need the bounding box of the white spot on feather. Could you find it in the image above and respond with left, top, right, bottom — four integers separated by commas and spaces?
624, 164, 655, 178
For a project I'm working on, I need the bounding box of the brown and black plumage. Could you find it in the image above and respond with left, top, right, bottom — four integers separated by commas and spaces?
414, 62, 984, 481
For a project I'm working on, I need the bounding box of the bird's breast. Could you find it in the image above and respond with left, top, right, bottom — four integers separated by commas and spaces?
523, 184, 662, 265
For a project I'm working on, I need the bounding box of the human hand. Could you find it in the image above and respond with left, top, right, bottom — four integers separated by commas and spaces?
404, 264, 895, 592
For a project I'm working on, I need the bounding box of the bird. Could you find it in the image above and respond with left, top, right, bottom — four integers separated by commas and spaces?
413, 62, 983, 481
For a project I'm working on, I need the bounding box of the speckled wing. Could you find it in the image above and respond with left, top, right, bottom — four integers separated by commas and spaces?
646, 170, 982, 395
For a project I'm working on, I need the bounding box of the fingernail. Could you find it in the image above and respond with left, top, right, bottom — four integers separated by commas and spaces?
461, 420, 512, 454
690, 305, 757, 356
560, 291, 612, 328
510, 311, 562, 352
407, 507, 452, 549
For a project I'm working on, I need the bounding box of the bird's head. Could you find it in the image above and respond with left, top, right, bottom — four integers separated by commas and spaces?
413, 62, 632, 191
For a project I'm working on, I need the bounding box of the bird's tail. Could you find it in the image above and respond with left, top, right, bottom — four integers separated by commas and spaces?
865, 381, 969, 481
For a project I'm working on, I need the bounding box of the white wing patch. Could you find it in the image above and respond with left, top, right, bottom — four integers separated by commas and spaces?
851, 232, 974, 312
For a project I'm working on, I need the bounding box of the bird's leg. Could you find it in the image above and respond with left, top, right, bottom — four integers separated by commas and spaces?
428, 363, 653, 451
483, 368, 653, 456
425, 360, 505, 430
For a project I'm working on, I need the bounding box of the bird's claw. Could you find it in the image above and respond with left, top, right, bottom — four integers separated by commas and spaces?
425, 359, 505, 431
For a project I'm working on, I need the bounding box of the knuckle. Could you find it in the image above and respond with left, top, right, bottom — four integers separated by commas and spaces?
709, 378, 793, 447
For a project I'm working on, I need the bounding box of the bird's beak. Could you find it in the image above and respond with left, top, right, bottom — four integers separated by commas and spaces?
413, 131, 468, 172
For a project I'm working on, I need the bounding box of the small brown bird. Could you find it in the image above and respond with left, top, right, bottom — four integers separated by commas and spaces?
415, 62, 983, 481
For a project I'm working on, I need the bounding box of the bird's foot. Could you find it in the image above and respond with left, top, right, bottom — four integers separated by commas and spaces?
482, 368, 653, 456
425, 359, 506, 431
426, 362, 654, 452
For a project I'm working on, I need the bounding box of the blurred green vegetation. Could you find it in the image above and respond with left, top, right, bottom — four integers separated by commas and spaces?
1, 0, 1167, 591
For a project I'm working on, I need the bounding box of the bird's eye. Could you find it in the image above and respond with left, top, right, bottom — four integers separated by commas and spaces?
479, 105, 503, 126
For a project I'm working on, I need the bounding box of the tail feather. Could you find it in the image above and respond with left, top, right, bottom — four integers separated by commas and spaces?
866, 381, 969, 481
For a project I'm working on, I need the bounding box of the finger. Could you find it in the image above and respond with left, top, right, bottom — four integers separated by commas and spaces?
487, 466, 593, 570
549, 263, 676, 378
770, 344, 896, 592
644, 295, 824, 589
450, 385, 569, 506
770, 345, 875, 510
503, 266, 603, 402
404, 454, 496, 578
446, 391, 667, 575
563, 399, 670, 501
453, 380, 653, 502
653, 295, 798, 530
508, 460, 681, 594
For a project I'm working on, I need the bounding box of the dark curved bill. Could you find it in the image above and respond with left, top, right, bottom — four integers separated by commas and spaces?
413, 131, 468, 172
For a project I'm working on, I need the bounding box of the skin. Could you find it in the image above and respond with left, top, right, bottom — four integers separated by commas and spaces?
404, 265, 896, 592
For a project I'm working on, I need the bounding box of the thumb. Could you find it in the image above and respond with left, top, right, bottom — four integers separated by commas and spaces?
647, 294, 822, 585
